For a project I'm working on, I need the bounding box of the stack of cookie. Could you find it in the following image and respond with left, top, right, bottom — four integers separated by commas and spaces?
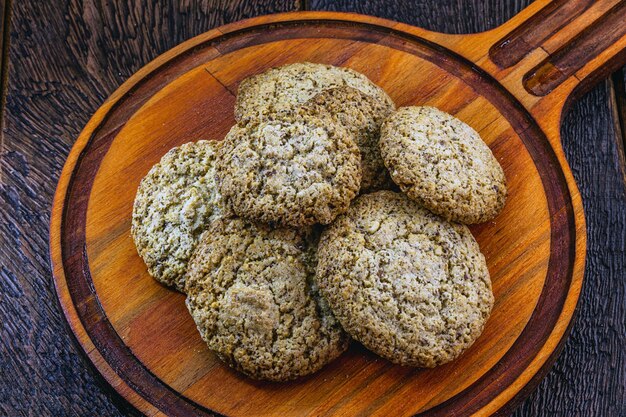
131, 62, 507, 381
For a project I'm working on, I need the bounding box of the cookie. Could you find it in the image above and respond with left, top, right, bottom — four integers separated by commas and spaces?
316, 191, 494, 368
380, 106, 507, 224
131, 140, 223, 292
216, 109, 361, 227
301, 87, 395, 192
185, 217, 349, 381
235, 62, 395, 122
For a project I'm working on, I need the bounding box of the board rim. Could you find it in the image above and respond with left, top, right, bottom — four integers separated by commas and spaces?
49, 11, 586, 417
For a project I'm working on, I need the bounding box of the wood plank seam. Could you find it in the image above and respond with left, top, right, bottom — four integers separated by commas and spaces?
202, 67, 235, 96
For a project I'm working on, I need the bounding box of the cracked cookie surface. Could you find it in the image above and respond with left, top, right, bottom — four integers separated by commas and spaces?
235, 62, 395, 122
185, 218, 349, 381
380, 106, 507, 224
301, 87, 395, 192
131, 140, 224, 292
216, 109, 361, 227
316, 191, 494, 367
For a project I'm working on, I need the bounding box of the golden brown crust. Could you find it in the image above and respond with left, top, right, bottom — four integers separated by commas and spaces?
216, 109, 361, 227
380, 106, 507, 224
301, 87, 395, 192
316, 191, 494, 367
235, 62, 395, 122
131, 140, 223, 292
185, 218, 349, 381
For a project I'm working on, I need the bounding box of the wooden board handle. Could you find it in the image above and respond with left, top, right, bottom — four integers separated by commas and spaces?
489, 0, 626, 97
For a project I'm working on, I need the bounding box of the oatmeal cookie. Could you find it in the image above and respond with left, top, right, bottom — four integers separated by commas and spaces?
216, 109, 361, 227
131, 140, 223, 292
235, 62, 394, 122
185, 218, 349, 381
380, 106, 507, 223
316, 191, 494, 367
301, 86, 395, 192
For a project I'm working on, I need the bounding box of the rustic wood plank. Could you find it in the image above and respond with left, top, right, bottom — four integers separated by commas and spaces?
308, 0, 532, 33
0, 0, 5, 77
611, 68, 626, 182
0, 0, 4, 56
0, 2, 298, 417
0, 0, 8, 174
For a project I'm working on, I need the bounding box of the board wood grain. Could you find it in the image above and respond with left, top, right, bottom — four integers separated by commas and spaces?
49, 2, 626, 416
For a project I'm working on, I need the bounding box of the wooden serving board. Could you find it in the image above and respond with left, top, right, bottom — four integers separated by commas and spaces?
50, 1, 626, 416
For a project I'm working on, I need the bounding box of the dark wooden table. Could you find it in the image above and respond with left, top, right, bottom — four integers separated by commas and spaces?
1, 1, 624, 416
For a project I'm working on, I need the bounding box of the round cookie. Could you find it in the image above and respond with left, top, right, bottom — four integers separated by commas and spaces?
131, 140, 223, 292
380, 106, 507, 224
316, 191, 494, 368
185, 217, 349, 381
216, 109, 361, 227
235, 62, 395, 122
301, 87, 395, 192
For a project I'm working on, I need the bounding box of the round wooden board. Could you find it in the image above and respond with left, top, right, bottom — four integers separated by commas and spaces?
50, 11, 588, 417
